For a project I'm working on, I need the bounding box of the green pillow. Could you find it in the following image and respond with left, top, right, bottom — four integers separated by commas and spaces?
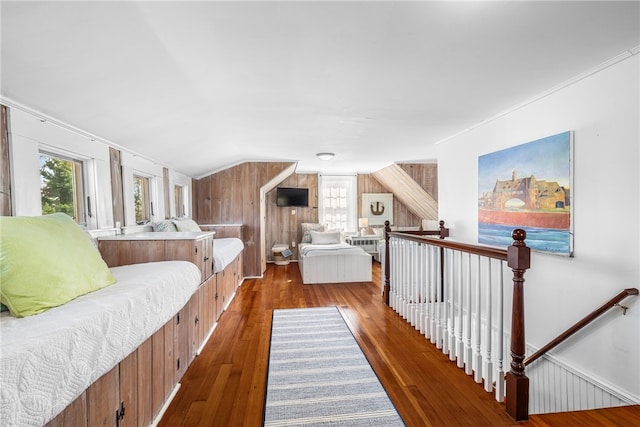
0, 213, 116, 317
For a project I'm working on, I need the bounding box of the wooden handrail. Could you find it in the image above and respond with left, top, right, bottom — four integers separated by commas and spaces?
388, 231, 509, 261
524, 287, 639, 367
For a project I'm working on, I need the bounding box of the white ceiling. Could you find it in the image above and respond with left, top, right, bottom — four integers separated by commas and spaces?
1, 1, 638, 178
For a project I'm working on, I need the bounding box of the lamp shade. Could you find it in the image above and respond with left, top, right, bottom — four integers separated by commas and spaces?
358, 217, 368, 228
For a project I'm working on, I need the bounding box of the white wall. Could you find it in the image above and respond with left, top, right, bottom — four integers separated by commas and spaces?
6, 106, 192, 229
437, 54, 639, 400
8, 108, 113, 229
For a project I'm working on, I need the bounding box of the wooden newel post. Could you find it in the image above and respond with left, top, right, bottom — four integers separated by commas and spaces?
383, 220, 391, 305
505, 228, 531, 421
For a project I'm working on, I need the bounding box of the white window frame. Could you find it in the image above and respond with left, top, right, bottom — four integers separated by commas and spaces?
318, 174, 357, 232
121, 152, 163, 227
39, 150, 87, 224
37, 146, 99, 230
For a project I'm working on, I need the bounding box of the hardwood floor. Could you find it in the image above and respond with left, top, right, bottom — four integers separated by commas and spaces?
159, 262, 640, 427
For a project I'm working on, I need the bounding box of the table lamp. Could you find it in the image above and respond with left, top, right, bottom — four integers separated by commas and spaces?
358, 217, 368, 236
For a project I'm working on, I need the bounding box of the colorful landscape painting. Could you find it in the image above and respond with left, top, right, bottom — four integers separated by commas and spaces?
478, 131, 573, 256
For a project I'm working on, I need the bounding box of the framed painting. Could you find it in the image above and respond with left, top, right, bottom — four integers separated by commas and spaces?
362, 193, 393, 225
478, 131, 574, 256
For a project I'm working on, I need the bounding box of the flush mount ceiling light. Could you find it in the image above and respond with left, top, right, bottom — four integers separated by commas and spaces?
316, 152, 335, 161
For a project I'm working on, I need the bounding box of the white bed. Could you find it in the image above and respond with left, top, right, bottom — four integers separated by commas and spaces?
0, 261, 201, 426
298, 242, 372, 284
213, 237, 244, 273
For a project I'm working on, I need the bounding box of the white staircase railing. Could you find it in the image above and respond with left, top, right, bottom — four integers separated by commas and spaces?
382, 222, 531, 420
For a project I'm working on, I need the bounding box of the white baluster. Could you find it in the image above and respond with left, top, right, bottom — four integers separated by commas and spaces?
464, 253, 473, 376
411, 242, 420, 330
483, 259, 494, 393
425, 245, 433, 340
434, 246, 442, 347
418, 243, 426, 334
456, 250, 464, 368
495, 260, 505, 402
449, 249, 458, 361
474, 255, 483, 383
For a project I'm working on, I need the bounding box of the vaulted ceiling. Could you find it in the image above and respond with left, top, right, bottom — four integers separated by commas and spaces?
1, 1, 638, 177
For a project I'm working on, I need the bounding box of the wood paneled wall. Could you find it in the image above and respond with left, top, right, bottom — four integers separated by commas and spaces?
1, 105, 11, 216
372, 163, 439, 221
265, 174, 318, 261
195, 162, 438, 269
193, 162, 294, 277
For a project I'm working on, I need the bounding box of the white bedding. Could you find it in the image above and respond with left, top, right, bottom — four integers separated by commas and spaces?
0, 260, 201, 427
298, 242, 372, 284
299, 242, 366, 257
213, 237, 244, 273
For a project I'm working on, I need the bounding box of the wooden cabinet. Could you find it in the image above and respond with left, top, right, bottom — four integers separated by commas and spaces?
47, 232, 244, 427
87, 365, 119, 427
98, 232, 215, 282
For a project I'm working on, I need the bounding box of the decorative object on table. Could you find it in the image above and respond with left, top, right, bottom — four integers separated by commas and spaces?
478, 131, 573, 256
358, 217, 369, 236
362, 193, 393, 226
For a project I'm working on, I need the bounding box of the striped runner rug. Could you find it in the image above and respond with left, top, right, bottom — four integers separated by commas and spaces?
264, 306, 405, 426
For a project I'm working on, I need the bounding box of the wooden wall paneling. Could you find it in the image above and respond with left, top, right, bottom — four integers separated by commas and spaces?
359, 171, 425, 228
131, 240, 165, 265
221, 167, 237, 224
1, 105, 12, 216
264, 173, 319, 262
119, 350, 138, 427
193, 161, 295, 277
163, 167, 170, 219
45, 392, 87, 427
109, 147, 124, 227
98, 241, 132, 267
399, 163, 438, 201
87, 365, 119, 427
151, 327, 165, 418
195, 175, 212, 224
191, 178, 197, 221
137, 337, 154, 427
210, 172, 223, 223
241, 163, 258, 276
371, 164, 438, 221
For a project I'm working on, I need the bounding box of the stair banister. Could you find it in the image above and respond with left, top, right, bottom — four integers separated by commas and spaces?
524, 287, 639, 367
505, 229, 531, 421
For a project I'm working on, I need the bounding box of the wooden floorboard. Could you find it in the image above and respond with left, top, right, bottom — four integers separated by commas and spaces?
159, 262, 640, 427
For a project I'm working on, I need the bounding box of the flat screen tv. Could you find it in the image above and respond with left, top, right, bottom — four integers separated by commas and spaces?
276, 187, 308, 207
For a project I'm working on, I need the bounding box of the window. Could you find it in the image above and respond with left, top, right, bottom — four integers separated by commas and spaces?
39, 152, 85, 224
133, 174, 151, 224
318, 175, 357, 232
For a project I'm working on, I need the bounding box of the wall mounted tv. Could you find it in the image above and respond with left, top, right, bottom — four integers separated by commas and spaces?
276, 187, 309, 207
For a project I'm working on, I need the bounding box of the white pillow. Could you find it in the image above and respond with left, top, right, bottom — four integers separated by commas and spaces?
310, 230, 341, 245
173, 218, 202, 232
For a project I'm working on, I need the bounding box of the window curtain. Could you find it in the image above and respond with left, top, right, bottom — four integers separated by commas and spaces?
318, 175, 357, 232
